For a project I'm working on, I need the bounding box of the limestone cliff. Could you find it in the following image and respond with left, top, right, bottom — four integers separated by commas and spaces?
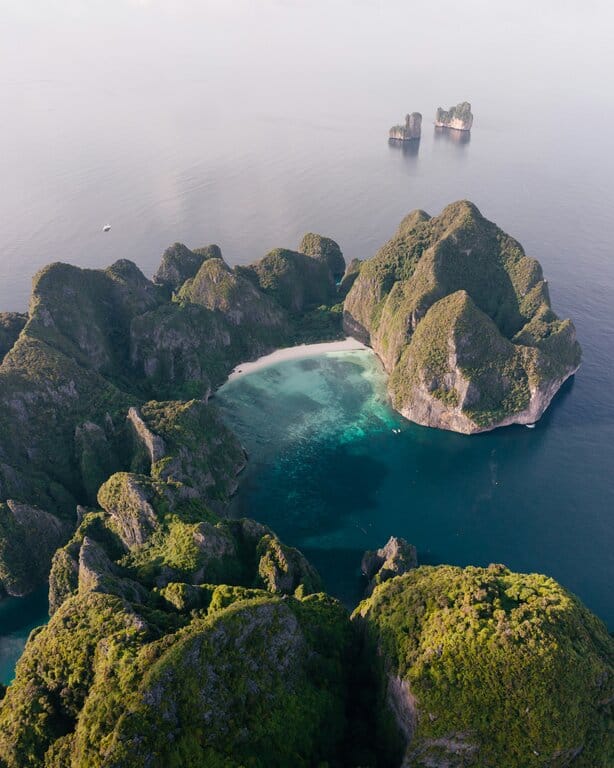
0, 233, 340, 596
389, 112, 422, 141
435, 101, 473, 131
354, 564, 614, 768
343, 201, 581, 433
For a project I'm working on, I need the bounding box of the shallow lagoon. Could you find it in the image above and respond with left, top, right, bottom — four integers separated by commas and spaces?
218, 350, 613, 625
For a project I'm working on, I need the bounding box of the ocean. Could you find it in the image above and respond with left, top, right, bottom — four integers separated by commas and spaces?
1, 1, 612, 682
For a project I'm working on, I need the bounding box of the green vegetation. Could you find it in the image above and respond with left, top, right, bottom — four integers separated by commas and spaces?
0, 231, 347, 596
355, 564, 614, 768
344, 201, 581, 431
0, 211, 601, 767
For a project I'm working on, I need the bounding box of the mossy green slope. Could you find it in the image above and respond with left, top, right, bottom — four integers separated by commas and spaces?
344, 201, 581, 432
0, 234, 343, 596
0, 462, 344, 767
354, 564, 614, 768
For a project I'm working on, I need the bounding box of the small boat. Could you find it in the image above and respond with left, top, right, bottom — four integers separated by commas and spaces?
525, 423, 536, 429
103, 224, 111, 232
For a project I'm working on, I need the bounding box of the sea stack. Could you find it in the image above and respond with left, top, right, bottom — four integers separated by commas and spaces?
389, 112, 422, 141
435, 101, 473, 131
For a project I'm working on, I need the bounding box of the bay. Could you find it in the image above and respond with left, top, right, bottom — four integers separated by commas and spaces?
0, 1, 612, 679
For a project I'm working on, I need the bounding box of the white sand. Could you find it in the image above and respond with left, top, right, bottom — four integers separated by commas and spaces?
226, 337, 370, 382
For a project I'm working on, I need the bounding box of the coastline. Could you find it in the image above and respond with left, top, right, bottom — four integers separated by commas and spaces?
225, 337, 370, 382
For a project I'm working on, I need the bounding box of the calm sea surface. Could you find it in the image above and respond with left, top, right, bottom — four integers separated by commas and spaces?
1, 1, 613, 680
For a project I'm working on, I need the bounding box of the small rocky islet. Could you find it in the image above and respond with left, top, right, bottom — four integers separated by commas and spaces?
0, 203, 610, 767
389, 102, 473, 141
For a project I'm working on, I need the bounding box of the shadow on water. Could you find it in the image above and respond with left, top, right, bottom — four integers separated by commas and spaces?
388, 138, 420, 157
433, 126, 471, 145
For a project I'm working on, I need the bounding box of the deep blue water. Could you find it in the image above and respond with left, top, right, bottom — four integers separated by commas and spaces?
218, 352, 613, 627
0, 1, 613, 679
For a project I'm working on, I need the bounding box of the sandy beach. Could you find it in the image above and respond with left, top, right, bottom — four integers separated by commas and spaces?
226, 337, 370, 382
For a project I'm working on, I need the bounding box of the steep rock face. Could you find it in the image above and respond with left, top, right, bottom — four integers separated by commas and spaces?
1, 453, 347, 768
343, 201, 581, 432
354, 564, 614, 768
435, 102, 473, 131
0, 312, 26, 362
0, 501, 69, 596
256, 534, 323, 595
153, 242, 222, 292
389, 112, 422, 141
299, 233, 346, 281
245, 248, 337, 313
135, 399, 247, 505
338, 257, 363, 299
178, 256, 287, 332
27, 260, 162, 375
0, 587, 351, 768
0, 237, 339, 596
361, 536, 417, 595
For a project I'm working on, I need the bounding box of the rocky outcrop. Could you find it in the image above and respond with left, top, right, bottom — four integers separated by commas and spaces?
0, 501, 69, 596
243, 248, 337, 313
338, 258, 362, 299
153, 242, 221, 292
299, 233, 346, 281
0, 313, 26, 362
343, 201, 581, 433
177, 255, 286, 331
354, 563, 614, 768
435, 102, 473, 131
361, 536, 417, 594
257, 534, 323, 595
97, 473, 158, 549
0, 230, 343, 595
389, 112, 422, 141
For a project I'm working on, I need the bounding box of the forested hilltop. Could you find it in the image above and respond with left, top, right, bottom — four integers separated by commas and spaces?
0, 207, 609, 768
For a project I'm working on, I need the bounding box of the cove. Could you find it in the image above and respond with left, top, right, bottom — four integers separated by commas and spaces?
218, 348, 613, 627
0, 587, 49, 685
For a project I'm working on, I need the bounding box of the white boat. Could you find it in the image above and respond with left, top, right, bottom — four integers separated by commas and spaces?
103, 224, 111, 232
525, 423, 536, 429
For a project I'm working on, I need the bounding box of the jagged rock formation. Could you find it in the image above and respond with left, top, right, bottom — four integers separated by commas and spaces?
0, 217, 605, 768
1, 450, 350, 767
0, 312, 26, 362
0, 234, 345, 596
354, 564, 614, 768
153, 242, 222, 292
435, 101, 473, 131
338, 257, 363, 299
241, 247, 337, 313
0, 501, 69, 597
389, 112, 422, 141
300, 233, 347, 281
343, 201, 581, 433
361, 536, 417, 594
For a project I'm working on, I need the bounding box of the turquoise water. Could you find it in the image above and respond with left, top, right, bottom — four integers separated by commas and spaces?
1, 1, 613, 679
0, 588, 48, 684
218, 351, 613, 626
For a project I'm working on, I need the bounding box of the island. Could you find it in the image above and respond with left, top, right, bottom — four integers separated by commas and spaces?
0, 208, 609, 768
343, 200, 581, 433
435, 101, 473, 131
389, 112, 422, 141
